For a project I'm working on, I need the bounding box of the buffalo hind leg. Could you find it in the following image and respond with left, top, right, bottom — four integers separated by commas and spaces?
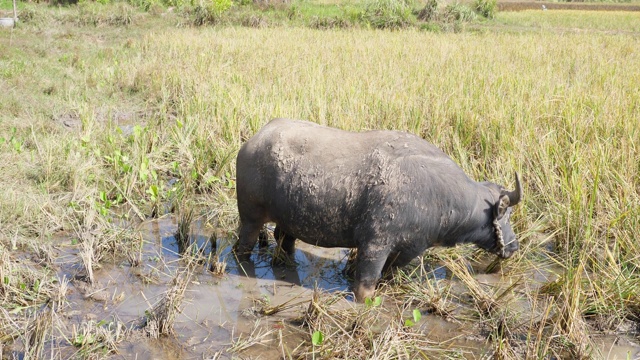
272, 225, 296, 265
274, 226, 296, 255
381, 252, 412, 280
258, 226, 270, 248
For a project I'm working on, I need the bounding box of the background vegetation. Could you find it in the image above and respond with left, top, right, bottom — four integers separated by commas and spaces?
1, 1, 640, 358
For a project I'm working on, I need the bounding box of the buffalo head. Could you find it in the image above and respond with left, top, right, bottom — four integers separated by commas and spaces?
491, 172, 522, 258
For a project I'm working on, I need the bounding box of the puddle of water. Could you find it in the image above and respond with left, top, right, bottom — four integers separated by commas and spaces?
147, 218, 352, 294
43, 217, 354, 358
597, 336, 640, 360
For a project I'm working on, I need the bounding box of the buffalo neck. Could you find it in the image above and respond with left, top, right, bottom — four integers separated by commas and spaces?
436, 182, 495, 248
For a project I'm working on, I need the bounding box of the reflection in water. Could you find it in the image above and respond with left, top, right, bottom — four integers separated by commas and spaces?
157, 218, 352, 294
137, 217, 354, 357
225, 245, 352, 293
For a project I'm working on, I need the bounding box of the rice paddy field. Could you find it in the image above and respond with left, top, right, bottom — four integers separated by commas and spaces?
1, 1, 639, 359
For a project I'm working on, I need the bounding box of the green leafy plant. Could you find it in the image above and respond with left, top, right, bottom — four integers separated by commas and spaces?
2, 127, 24, 153
104, 150, 132, 175
364, 296, 382, 307
139, 156, 158, 183
146, 184, 163, 217
312, 330, 324, 345
205, 171, 235, 189
97, 191, 112, 216
404, 309, 422, 327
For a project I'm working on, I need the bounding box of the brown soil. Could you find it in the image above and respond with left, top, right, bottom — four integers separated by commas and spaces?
498, 1, 640, 11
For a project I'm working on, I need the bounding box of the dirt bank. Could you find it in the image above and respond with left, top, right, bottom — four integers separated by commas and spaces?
498, 1, 640, 11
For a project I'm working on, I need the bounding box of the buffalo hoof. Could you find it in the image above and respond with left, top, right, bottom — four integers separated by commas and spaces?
353, 281, 376, 303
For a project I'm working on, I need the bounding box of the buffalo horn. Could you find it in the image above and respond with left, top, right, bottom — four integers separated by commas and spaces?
505, 172, 522, 206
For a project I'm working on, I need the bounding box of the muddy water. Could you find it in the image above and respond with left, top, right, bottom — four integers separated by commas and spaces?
52, 217, 352, 359
48, 217, 640, 359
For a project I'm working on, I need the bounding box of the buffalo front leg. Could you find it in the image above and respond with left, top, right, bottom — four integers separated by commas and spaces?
352, 246, 388, 303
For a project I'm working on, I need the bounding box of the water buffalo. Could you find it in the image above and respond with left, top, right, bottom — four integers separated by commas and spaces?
234, 119, 522, 302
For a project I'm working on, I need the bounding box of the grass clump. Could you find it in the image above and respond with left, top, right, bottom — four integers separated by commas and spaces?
238, 12, 270, 27
70, 319, 127, 358
295, 288, 454, 358
309, 14, 352, 29
417, 0, 478, 29
361, 0, 413, 29
475, 0, 496, 19
24, 308, 53, 360
185, 0, 233, 25
442, 2, 477, 22
443, 255, 505, 315
393, 267, 453, 319
74, 1, 136, 26
141, 260, 196, 338
416, 0, 437, 21
0, 244, 63, 313
175, 206, 194, 255
69, 203, 141, 283
12, 4, 51, 25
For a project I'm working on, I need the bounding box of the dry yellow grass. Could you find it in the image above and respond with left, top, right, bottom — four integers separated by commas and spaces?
1, 5, 639, 358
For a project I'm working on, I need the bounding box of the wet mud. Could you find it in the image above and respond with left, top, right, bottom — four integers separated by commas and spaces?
8, 216, 639, 359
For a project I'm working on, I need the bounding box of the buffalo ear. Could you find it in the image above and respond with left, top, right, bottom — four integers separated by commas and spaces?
494, 195, 510, 220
